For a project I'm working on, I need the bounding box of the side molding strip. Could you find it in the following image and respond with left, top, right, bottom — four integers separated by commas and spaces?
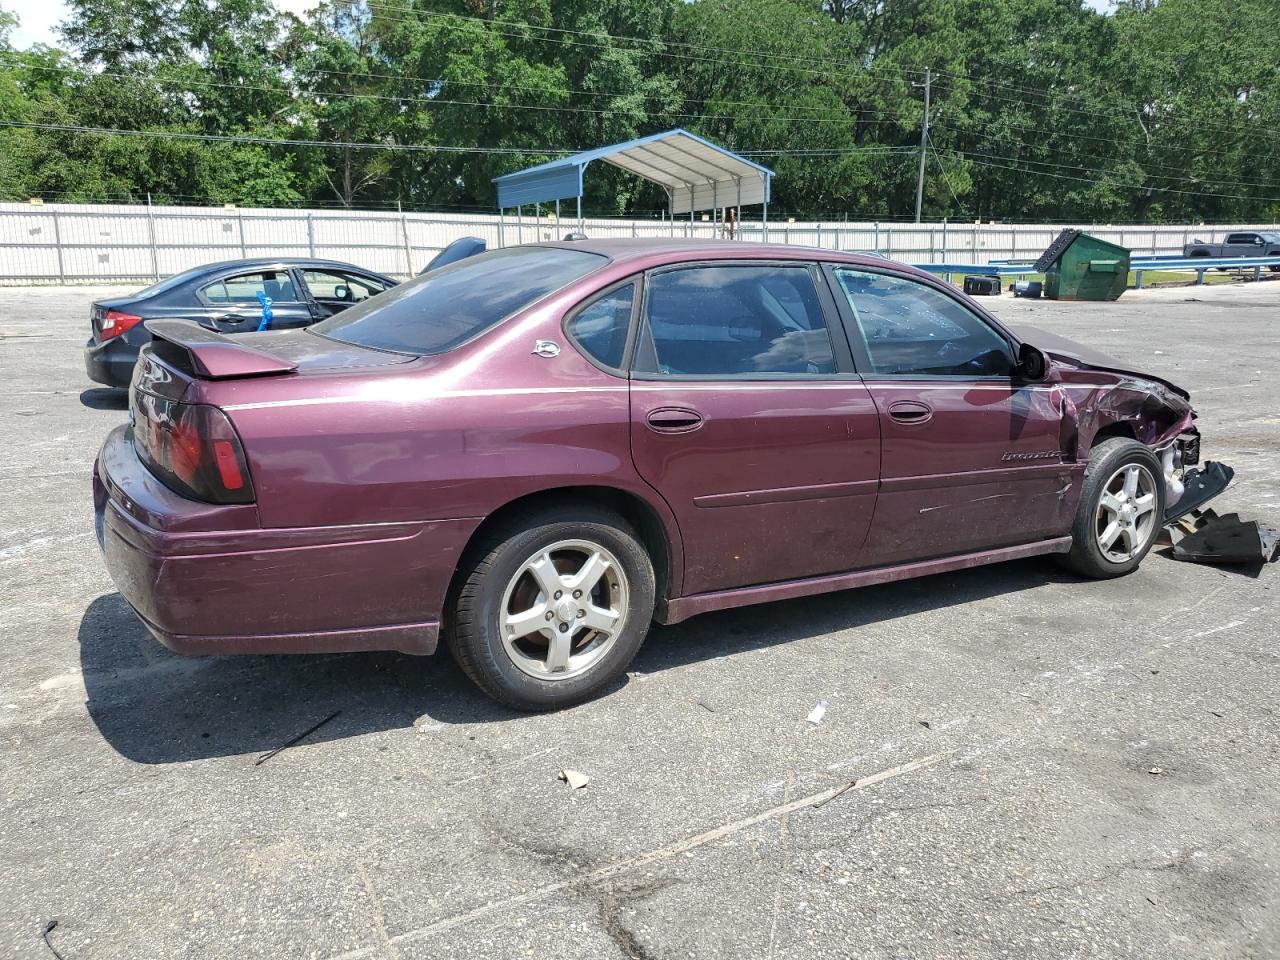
659, 536, 1073, 624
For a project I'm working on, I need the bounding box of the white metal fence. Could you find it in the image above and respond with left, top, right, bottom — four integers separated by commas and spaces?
1, 201, 1274, 284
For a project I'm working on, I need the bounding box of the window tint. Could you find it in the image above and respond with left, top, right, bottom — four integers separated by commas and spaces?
639, 265, 835, 376
312, 247, 607, 355
302, 270, 387, 303
1225, 233, 1260, 245
834, 269, 1015, 377
203, 270, 299, 304
567, 284, 633, 370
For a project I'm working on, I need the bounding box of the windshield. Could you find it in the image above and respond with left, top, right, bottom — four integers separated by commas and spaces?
311, 246, 608, 355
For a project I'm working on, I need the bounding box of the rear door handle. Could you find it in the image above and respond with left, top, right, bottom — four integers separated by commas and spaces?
216, 313, 255, 325
645, 407, 704, 434
887, 400, 932, 424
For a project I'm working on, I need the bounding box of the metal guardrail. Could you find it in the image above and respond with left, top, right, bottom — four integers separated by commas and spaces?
913, 254, 1280, 287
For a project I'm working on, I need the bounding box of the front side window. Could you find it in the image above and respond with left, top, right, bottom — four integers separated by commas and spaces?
302, 270, 387, 304
637, 265, 835, 377
833, 268, 1015, 378
566, 283, 634, 370
202, 270, 299, 304
312, 247, 607, 355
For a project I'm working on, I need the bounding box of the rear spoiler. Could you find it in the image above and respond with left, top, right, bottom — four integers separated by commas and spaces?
145, 319, 298, 379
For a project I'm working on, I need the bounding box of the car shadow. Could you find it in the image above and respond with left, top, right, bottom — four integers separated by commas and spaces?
80, 558, 1070, 764
79, 388, 128, 410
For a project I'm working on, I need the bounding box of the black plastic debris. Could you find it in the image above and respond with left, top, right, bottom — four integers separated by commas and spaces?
1165, 461, 1234, 523
963, 276, 1001, 296
253, 710, 341, 766
1172, 512, 1280, 565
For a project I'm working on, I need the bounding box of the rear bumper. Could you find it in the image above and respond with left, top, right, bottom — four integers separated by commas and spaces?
93, 425, 478, 657
84, 336, 138, 388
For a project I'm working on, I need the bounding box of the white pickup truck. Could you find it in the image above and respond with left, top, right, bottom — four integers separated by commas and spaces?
1183, 231, 1280, 270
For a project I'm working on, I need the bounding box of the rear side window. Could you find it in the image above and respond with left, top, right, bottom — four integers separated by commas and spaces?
312, 247, 607, 355
833, 268, 1015, 377
1225, 233, 1260, 245
566, 284, 634, 370
203, 270, 299, 304
636, 265, 835, 377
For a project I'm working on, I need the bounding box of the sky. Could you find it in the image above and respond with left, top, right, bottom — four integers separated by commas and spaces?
4, 0, 1116, 49
4, 0, 318, 47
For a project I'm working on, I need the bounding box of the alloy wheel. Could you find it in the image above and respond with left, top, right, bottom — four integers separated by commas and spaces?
1095, 463, 1159, 563
498, 539, 629, 680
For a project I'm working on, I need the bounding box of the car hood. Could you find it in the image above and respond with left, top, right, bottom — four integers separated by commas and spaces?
1009, 324, 1191, 400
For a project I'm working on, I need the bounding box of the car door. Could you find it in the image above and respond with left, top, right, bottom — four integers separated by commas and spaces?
300, 268, 391, 318
195, 268, 316, 332
826, 264, 1076, 567
1223, 234, 1261, 258
628, 261, 881, 596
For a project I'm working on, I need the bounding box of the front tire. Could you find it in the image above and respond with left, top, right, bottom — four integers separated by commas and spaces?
1059, 438, 1165, 579
448, 506, 656, 710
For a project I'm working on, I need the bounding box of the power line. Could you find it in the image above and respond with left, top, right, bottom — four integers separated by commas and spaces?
0, 120, 568, 154
939, 149, 1280, 203
35, 43, 919, 122
0, 55, 919, 129
322, 0, 923, 87
931, 74, 1280, 150
0, 119, 919, 163
337, 0, 1278, 149
338, 0, 927, 82
953, 147, 1280, 192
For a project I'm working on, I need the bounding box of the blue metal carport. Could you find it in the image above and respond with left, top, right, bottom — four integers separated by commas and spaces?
492, 128, 774, 237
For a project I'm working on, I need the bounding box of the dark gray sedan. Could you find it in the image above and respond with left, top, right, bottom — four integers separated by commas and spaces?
84, 258, 398, 387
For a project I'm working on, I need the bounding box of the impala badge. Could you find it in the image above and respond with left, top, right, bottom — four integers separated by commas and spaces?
532, 340, 561, 358
1002, 450, 1063, 461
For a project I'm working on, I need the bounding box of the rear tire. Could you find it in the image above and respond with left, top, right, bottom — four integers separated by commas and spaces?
448, 505, 656, 710
1059, 438, 1165, 579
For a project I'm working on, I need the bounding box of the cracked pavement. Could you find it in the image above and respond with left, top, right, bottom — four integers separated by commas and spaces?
1, 281, 1278, 959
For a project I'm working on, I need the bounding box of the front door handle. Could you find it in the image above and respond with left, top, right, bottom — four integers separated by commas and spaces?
887, 400, 932, 424
216, 313, 255, 325
646, 406, 704, 434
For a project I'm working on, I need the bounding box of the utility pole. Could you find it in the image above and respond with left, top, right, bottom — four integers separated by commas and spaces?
914, 68, 931, 224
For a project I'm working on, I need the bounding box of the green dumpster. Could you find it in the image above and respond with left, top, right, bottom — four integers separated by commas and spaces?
1034, 230, 1130, 301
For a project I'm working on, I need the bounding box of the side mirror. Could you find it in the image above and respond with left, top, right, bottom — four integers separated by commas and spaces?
1018, 343, 1048, 381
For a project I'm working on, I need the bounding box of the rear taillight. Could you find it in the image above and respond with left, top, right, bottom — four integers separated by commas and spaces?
101, 309, 143, 340
131, 395, 254, 504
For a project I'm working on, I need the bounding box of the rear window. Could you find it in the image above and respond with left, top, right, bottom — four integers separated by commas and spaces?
310, 247, 608, 355
130, 265, 211, 299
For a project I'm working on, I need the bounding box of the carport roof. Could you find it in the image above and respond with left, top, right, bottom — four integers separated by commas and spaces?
492, 128, 773, 215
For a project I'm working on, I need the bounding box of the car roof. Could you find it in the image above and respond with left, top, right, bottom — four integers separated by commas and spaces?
195, 257, 395, 277
528, 237, 916, 273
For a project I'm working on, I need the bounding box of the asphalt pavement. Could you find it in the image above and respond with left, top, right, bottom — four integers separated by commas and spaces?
1, 279, 1277, 959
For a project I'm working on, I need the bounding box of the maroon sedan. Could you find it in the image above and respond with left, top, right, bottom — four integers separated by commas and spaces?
93, 240, 1204, 709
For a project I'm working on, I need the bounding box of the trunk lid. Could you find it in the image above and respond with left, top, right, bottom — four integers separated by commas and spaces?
132, 319, 415, 400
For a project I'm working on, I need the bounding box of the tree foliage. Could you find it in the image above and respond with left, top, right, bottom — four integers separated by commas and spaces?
0, 0, 1275, 220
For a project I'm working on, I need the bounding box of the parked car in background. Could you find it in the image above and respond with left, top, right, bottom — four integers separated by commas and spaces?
420, 236, 486, 274
93, 239, 1213, 711
83, 258, 398, 387
1182, 231, 1280, 269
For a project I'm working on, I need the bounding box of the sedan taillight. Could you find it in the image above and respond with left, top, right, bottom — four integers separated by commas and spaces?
101, 309, 143, 340
132, 395, 254, 504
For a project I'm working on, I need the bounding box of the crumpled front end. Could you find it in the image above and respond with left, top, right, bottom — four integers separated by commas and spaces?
1015, 324, 1218, 522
